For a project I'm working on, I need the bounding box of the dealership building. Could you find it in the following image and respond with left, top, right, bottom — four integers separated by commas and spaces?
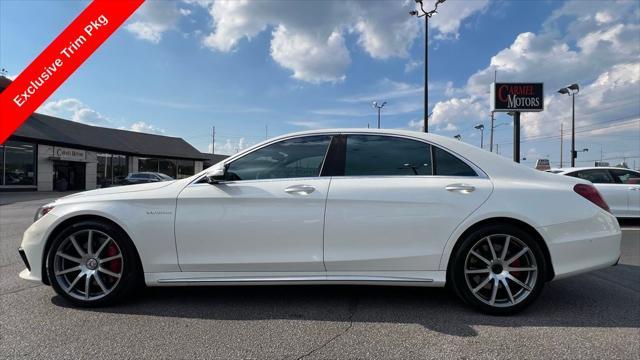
0, 76, 213, 192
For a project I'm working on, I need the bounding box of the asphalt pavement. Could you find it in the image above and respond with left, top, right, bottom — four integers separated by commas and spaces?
0, 193, 638, 359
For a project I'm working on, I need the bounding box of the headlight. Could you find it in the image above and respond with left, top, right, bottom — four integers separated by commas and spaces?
34, 204, 55, 222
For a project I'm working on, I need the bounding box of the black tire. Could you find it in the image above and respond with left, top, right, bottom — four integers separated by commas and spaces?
46, 220, 141, 307
449, 224, 546, 315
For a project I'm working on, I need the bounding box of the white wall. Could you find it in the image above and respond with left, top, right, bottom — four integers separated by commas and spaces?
195, 161, 203, 173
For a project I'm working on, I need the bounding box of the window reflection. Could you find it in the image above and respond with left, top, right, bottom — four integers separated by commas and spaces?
1, 141, 36, 186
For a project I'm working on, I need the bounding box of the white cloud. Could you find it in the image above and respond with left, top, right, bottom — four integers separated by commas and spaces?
427, 0, 490, 39
270, 26, 350, 83
39, 98, 109, 125
404, 59, 422, 73
208, 137, 251, 155
195, 0, 486, 83
426, 0, 640, 146
287, 120, 331, 129
126, 1, 183, 43
129, 121, 166, 134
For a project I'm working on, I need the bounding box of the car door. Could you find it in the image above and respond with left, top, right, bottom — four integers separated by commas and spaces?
609, 169, 640, 217
567, 169, 626, 216
323, 134, 493, 271
175, 135, 333, 272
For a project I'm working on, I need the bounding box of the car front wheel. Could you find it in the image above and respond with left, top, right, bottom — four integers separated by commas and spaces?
46, 220, 140, 307
450, 224, 546, 315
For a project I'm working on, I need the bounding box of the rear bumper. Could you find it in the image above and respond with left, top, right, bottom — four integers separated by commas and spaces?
538, 211, 621, 280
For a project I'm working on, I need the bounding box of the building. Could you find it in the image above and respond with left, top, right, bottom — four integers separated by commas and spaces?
201, 152, 229, 168
0, 76, 212, 192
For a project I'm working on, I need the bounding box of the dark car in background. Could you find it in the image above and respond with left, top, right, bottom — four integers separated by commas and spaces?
121, 172, 174, 185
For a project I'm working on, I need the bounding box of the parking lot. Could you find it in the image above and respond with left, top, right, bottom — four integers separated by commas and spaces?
1, 193, 638, 359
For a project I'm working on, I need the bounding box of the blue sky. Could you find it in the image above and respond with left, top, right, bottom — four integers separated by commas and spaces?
1, 0, 638, 167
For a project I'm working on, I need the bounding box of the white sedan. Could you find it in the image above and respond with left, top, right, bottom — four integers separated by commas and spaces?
19, 129, 621, 314
552, 167, 640, 218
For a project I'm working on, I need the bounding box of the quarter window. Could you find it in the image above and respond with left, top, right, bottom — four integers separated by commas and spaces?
609, 169, 640, 184
225, 136, 332, 181
433, 147, 477, 176
344, 135, 432, 176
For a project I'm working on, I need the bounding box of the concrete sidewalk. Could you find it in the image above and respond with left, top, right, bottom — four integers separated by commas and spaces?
0, 191, 78, 206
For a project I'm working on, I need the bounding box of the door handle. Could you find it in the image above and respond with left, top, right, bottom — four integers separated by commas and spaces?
445, 184, 475, 193
284, 185, 316, 195
630, 186, 640, 191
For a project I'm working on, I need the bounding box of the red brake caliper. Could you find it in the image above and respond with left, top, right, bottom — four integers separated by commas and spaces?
105, 244, 121, 274
511, 258, 521, 279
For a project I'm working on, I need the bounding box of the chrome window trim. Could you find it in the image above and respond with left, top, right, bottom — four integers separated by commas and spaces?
191, 131, 489, 186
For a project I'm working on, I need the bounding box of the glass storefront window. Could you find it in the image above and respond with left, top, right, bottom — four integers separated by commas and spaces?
97, 153, 128, 187
112, 155, 127, 184
177, 160, 195, 179
158, 159, 177, 179
138, 158, 158, 173
1, 141, 36, 186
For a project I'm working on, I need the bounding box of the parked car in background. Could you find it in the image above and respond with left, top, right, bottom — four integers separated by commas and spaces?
121, 172, 174, 185
19, 129, 621, 315
553, 167, 640, 218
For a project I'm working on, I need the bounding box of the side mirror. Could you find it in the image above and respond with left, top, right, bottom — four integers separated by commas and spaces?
205, 167, 226, 184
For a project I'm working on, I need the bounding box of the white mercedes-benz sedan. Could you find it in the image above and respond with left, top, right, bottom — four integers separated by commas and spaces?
18, 129, 621, 314
552, 167, 640, 219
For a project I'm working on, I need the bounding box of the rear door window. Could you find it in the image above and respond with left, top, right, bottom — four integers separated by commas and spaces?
343, 135, 432, 176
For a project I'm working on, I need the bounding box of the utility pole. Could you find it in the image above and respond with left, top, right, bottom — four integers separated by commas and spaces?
600, 145, 603, 162
211, 126, 215, 154
265, 125, 268, 140
496, 144, 499, 155
560, 123, 563, 168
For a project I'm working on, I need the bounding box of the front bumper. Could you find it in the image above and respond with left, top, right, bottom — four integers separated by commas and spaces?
19, 213, 59, 284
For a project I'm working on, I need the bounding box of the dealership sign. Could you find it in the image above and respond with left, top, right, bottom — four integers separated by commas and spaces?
53, 146, 86, 162
491, 82, 544, 112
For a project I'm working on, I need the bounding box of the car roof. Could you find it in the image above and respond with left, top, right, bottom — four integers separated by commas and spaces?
211, 128, 580, 183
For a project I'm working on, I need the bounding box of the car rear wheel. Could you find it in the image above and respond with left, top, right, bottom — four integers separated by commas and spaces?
449, 224, 546, 315
46, 220, 140, 307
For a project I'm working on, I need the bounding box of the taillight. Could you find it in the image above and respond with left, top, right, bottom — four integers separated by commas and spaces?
573, 184, 610, 213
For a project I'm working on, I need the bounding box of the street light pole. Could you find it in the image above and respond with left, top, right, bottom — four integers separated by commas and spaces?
571, 92, 575, 167
558, 83, 579, 167
372, 101, 387, 129
409, 0, 446, 133
424, 14, 428, 133
474, 124, 485, 149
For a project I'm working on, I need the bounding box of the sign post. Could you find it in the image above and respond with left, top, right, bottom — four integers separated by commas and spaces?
490, 82, 544, 163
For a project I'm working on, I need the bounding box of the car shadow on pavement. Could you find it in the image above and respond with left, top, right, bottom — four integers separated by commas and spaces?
50, 265, 640, 337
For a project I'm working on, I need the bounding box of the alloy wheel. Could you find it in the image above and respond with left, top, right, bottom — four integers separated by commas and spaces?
463, 234, 538, 308
52, 229, 123, 301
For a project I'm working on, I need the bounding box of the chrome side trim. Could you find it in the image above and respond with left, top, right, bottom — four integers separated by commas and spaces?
157, 275, 433, 284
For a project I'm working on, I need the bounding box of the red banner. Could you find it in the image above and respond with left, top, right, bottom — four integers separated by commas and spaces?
0, 0, 145, 143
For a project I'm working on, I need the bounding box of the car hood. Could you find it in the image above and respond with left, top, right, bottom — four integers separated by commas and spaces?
57, 181, 177, 201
